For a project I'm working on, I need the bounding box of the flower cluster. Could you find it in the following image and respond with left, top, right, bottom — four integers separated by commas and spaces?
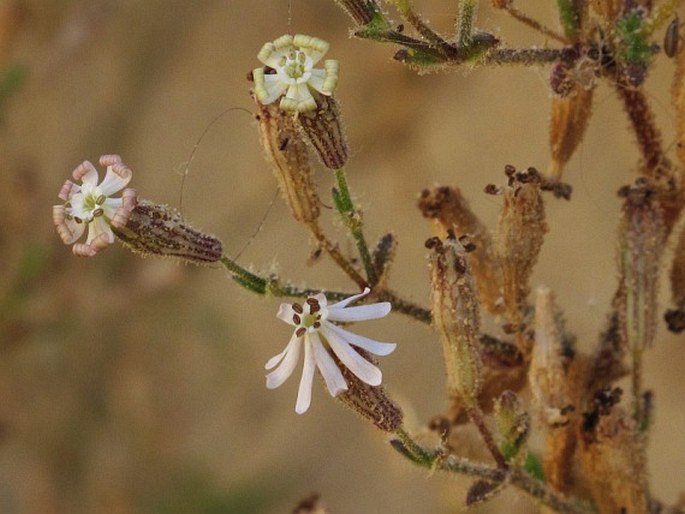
266, 288, 396, 414
53, 155, 137, 257
253, 34, 339, 113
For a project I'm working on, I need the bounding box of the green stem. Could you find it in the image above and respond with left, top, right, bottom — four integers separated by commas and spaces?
220, 256, 268, 294
456, 0, 476, 48
221, 255, 349, 300
334, 168, 379, 286
376, 289, 432, 324
393, 428, 594, 514
465, 405, 508, 469
308, 221, 368, 288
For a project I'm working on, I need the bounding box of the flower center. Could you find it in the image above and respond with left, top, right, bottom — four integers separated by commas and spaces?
70, 185, 107, 223
292, 297, 326, 337
280, 49, 309, 80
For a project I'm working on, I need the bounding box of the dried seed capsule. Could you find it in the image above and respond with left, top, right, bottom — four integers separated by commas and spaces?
297, 93, 349, 170
418, 186, 503, 315
428, 236, 482, 405
334, 350, 403, 432
496, 167, 548, 348
578, 395, 649, 514
112, 200, 223, 265
254, 95, 320, 223
617, 181, 666, 351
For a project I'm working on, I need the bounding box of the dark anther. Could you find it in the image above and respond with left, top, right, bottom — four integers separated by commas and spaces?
296, 327, 306, 337
292, 303, 303, 314
484, 184, 500, 195
292, 314, 301, 325
425, 237, 442, 250
313, 321, 321, 329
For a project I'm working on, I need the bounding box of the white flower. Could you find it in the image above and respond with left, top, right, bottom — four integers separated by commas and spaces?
266, 288, 396, 414
52, 154, 137, 257
253, 34, 339, 113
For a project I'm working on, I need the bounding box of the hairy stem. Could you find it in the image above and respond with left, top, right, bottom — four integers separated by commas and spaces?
393, 429, 594, 514
307, 221, 369, 288
466, 405, 508, 469
333, 168, 379, 286
376, 289, 432, 324
504, 5, 568, 44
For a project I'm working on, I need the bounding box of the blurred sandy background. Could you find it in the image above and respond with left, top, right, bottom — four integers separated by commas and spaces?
1, 0, 684, 512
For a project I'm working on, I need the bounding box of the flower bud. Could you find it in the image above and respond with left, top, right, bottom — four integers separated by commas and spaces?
297, 92, 349, 170
493, 390, 529, 463
254, 96, 320, 223
112, 200, 223, 265
427, 235, 482, 405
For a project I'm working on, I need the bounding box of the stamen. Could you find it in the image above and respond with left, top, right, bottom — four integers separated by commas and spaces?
292, 303, 304, 314
306, 297, 319, 306
93, 208, 104, 217
313, 321, 321, 329
95, 194, 106, 205
293, 313, 301, 325
310, 303, 321, 314
296, 327, 306, 337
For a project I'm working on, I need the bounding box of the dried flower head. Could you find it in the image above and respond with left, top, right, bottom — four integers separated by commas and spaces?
253, 34, 339, 113
53, 155, 136, 257
266, 288, 396, 414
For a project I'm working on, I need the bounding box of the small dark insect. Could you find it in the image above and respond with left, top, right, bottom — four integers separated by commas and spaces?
664, 17, 679, 58
278, 136, 289, 151
306, 246, 323, 266
397, 23, 404, 33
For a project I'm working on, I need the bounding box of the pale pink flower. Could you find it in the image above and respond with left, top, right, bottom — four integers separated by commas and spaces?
53, 154, 136, 257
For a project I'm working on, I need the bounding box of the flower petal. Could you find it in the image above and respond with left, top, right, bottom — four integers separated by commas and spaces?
293, 34, 329, 66
257, 38, 290, 68
72, 160, 98, 185
310, 331, 347, 397
99, 164, 132, 196
329, 287, 370, 309
265, 332, 301, 387
295, 337, 316, 414
326, 302, 391, 322
86, 216, 114, 245
101, 197, 123, 219
323, 326, 382, 386
53, 205, 85, 244
308, 61, 338, 96
254, 69, 288, 105
276, 303, 297, 325
324, 322, 396, 356
280, 82, 316, 113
